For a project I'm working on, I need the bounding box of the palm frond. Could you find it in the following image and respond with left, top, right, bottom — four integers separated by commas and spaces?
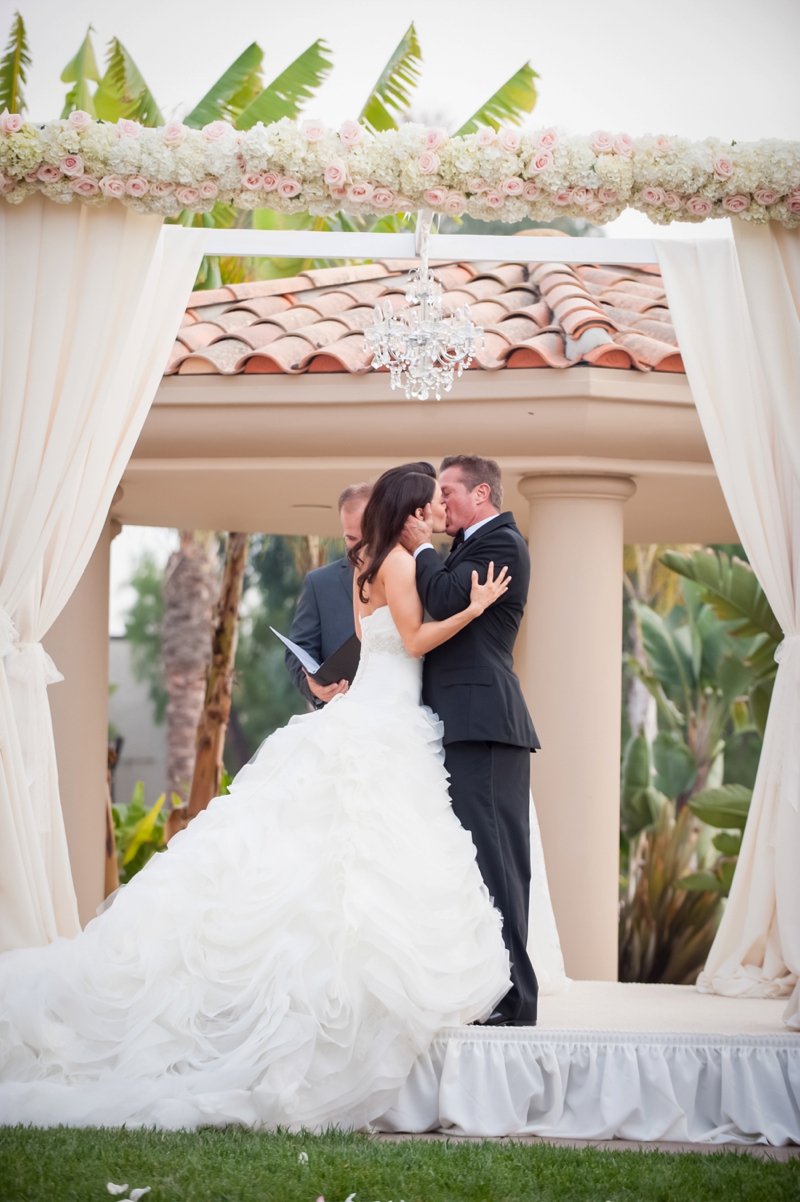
184, 42, 263, 128
236, 40, 333, 131
0, 11, 30, 115
660, 549, 782, 643
455, 62, 539, 135
94, 38, 163, 126
60, 27, 100, 118
359, 23, 422, 133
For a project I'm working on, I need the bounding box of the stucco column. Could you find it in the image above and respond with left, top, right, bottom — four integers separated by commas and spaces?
518, 474, 635, 981
43, 520, 116, 926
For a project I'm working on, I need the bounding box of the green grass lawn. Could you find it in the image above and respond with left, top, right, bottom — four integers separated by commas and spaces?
0, 1127, 797, 1202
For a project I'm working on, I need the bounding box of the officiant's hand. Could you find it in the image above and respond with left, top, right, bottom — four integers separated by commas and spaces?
400, 505, 434, 553
304, 672, 349, 703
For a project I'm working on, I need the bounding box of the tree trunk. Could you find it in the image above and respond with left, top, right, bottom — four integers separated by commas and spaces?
186, 532, 249, 820
161, 531, 219, 804
289, 535, 324, 578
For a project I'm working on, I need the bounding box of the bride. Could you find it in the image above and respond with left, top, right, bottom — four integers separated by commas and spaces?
0, 469, 512, 1131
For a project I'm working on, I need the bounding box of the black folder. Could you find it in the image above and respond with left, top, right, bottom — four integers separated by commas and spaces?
309, 634, 361, 687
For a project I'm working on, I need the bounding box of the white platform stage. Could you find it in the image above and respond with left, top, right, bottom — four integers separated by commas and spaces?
377, 982, 800, 1145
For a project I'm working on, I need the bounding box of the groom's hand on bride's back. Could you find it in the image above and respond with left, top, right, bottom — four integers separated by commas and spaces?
400, 509, 434, 553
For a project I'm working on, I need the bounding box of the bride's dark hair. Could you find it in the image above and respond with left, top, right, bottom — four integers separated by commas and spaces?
348, 469, 436, 603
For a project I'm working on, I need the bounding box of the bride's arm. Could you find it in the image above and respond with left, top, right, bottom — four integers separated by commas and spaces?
383, 550, 509, 658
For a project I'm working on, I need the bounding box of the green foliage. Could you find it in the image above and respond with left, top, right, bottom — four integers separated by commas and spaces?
652, 730, 697, 801
620, 733, 663, 838
60, 27, 100, 118
112, 781, 170, 883
676, 782, 753, 898
123, 551, 167, 725
359, 23, 422, 133
4, 1125, 800, 1202
184, 42, 264, 128
94, 38, 164, 126
236, 40, 333, 130
455, 62, 539, 135
0, 11, 30, 114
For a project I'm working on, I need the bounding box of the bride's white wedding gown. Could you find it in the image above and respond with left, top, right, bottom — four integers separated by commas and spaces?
0, 606, 510, 1131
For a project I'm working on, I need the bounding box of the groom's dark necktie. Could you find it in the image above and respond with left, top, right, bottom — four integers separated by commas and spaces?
450, 529, 465, 553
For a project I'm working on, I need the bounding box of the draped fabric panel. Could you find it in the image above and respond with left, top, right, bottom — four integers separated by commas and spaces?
656, 227, 800, 1026
0, 195, 206, 951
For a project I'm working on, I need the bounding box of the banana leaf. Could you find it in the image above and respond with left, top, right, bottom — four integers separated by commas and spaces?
688, 783, 752, 830
184, 42, 263, 127
123, 792, 166, 865
661, 548, 782, 643
236, 40, 333, 130
60, 27, 100, 118
455, 62, 539, 135
621, 733, 665, 837
0, 11, 30, 115
359, 23, 422, 133
94, 38, 163, 126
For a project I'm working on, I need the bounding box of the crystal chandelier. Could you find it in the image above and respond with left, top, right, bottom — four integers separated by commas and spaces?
365, 210, 483, 401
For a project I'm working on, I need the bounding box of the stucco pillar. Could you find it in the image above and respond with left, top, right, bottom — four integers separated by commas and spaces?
518, 474, 635, 981
43, 520, 116, 926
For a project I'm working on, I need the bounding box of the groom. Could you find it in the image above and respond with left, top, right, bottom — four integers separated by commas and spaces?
402, 455, 540, 1026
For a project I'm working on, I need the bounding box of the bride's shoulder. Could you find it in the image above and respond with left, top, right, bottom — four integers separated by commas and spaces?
381, 544, 415, 579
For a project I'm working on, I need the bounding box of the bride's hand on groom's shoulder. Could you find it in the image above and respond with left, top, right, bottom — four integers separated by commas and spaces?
400, 507, 434, 554
470, 562, 511, 615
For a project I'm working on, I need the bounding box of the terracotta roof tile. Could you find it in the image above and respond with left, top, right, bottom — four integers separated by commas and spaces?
171, 256, 685, 380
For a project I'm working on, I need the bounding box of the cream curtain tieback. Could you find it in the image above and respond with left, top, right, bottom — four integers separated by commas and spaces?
774, 634, 800, 664
4, 641, 63, 686
0, 606, 18, 659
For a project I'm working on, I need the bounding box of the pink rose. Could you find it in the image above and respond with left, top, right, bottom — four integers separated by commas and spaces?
176, 185, 200, 205
199, 179, 219, 199
339, 120, 363, 146
654, 135, 674, 154
117, 119, 141, 139
162, 122, 187, 146
585, 198, 604, 216
537, 128, 558, 151
277, 177, 302, 198
722, 193, 750, 213
70, 176, 100, 196
424, 126, 447, 152
24, 170, 39, 182
68, 109, 92, 132
347, 181, 373, 202
0, 110, 23, 134
202, 121, 228, 142
467, 176, 487, 193
713, 155, 734, 179
394, 195, 413, 210
589, 130, 613, 154
38, 164, 63, 183
663, 191, 683, 211
501, 176, 524, 196
372, 186, 395, 208
484, 190, 504, 209
786, 195, 800, 214
60, 154, 84, 178
528, 150, 553, 174
423, 186, 448, 206
641, 186, 665, 206
301, 119, 326, 142
324, 160, 347, 187
417, 150, 440, 175
498, 128, 521, 154
329, 185, 348, 199
261, 171, 279, 192
571, 187, 592, 206
0, 174, 16, 194
522, 181, 541, 201
475, 126, 496, 148
241, 172, 264, 190
443, 191, 466, 215
149, 180, 175, 197
125, 175, 149, 197
598, 187, 618, 204
685, 195, 713, 217
754, 188, 778, 206
613, 133, 634, 158
100, 175, 126, 198
553, 189, 574, 206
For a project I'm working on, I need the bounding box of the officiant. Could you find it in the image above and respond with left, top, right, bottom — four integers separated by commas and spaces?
286, 463, 437, 707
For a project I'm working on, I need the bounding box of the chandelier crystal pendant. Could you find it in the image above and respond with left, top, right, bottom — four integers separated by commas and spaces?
365, 210, 484, 401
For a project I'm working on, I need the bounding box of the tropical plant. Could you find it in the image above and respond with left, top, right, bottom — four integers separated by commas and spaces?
359, 24, 422, 133
678, 782, 753, 898
619, 803, 723, 984
455, 62, 539, 135
0, 10, 29, 114
112, 781, 176, 883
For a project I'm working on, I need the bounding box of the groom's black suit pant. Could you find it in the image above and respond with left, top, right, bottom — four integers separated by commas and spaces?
444, 740, 538, 1024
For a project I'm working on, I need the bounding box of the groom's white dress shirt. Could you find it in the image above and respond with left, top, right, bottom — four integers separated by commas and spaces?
412, 514, 499, 559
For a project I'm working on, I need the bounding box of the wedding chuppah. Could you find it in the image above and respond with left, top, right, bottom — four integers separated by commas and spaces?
1, 108, 799, 1145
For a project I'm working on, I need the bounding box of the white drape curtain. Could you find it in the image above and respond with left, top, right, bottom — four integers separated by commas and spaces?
0, 194, 205, 952
656, 223, 800, 1027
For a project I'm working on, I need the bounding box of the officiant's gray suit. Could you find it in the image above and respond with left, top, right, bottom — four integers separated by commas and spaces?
286, 557, 355, 706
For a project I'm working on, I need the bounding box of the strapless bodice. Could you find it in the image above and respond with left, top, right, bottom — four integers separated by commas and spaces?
351, 606, 421, 704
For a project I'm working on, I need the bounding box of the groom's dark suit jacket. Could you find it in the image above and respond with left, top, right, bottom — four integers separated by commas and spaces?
286, 556, 355, 706
415, 513, 539, 750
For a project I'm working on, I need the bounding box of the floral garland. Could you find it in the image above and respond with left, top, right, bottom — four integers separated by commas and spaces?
1, 110, 799, 227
